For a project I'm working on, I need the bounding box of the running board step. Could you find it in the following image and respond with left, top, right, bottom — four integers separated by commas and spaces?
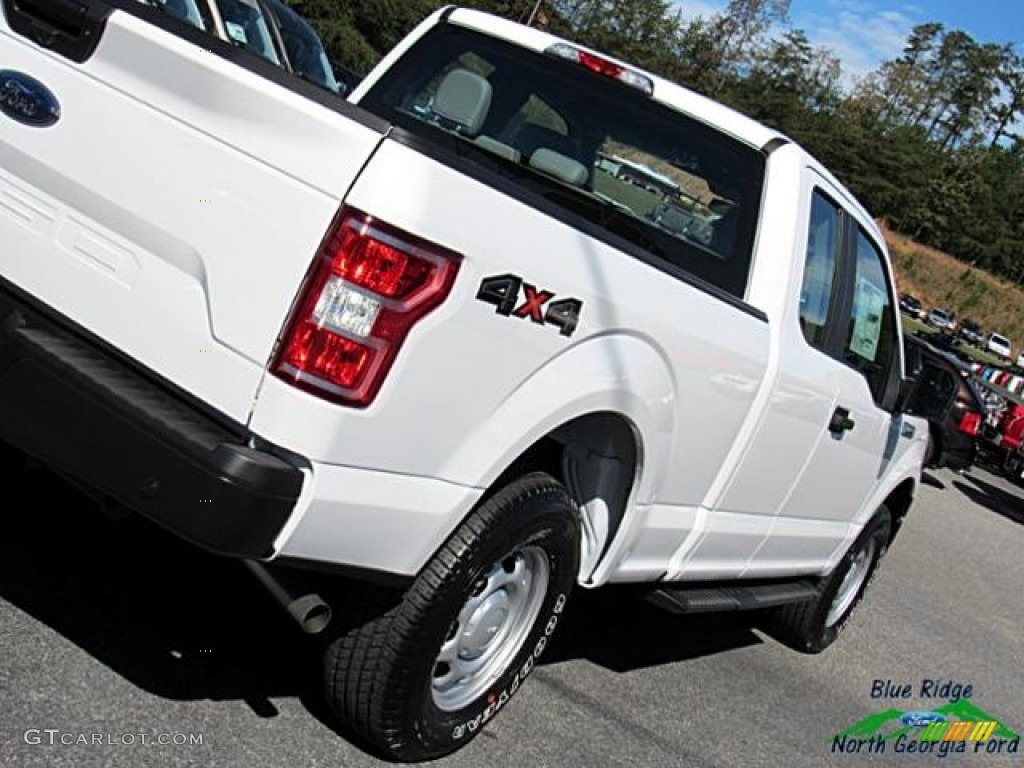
647, 579, 820, 615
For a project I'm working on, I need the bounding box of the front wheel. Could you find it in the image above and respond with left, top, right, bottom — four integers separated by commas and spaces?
763, 506, 891, 654
1003, 451, 1024, 484
322, 472, 580, 762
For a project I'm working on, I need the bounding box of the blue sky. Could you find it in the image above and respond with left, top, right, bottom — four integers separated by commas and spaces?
675, 0, 1024, 82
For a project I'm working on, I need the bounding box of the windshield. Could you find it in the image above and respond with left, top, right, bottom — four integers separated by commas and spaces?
271, 0, 340, 93
360, 25, 766, 298
213, 0, 280, 65
137, 0, 207, 30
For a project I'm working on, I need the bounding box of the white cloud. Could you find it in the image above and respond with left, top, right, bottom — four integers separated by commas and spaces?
796, 3, 916, 84
673, 0, 728, 23
672, 0, 918, 88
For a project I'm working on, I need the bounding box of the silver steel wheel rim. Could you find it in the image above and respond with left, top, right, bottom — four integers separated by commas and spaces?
431, 545, 550, 712
826, 539, 876, 628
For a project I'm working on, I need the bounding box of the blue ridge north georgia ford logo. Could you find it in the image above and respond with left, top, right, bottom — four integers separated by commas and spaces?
0, 70, 61, 127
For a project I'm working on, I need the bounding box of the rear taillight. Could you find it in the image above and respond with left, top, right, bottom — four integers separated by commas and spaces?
957, 411, 981, 437
272, 209, 461, 407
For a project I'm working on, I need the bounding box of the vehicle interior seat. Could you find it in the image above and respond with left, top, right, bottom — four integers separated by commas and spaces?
431, 69, 493, 137
529, 148, 589, 187
429, 69, 522, 162
510, 123, 591, 184
513, 123, 579, 160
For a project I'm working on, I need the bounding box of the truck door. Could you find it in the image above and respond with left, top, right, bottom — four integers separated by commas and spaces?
745, 178, 905, 576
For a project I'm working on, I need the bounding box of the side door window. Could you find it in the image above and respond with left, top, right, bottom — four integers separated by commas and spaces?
842, 229, 899, 405
799, 191, 842, 349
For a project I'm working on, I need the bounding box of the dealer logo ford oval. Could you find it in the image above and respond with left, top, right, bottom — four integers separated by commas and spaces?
0, 70, 61, 127
900, 711, 948, 727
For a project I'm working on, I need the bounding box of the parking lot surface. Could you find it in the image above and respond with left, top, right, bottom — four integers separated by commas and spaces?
1, 454, 1021, 767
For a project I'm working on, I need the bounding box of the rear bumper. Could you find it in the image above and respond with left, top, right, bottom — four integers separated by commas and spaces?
0, 279, 304, 558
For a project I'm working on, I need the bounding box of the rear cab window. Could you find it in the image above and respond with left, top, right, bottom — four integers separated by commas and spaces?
359, 24, 766, 299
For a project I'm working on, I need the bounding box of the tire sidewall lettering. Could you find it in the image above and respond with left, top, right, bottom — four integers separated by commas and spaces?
448, 592, 568, 740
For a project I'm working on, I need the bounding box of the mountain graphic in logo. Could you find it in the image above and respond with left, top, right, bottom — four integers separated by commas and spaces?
832, 700, 1020, 743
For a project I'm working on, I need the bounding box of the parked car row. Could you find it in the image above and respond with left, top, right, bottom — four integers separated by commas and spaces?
898, 294, 1015, 362
902, 327, 1024, 482
973, 372, 1024, 483
138, 0, 356, 94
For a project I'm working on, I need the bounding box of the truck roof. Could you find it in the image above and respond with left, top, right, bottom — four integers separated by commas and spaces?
446, 8, 788, 152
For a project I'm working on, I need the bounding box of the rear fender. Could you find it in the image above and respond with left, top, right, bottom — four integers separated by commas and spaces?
441, 333, 675, 508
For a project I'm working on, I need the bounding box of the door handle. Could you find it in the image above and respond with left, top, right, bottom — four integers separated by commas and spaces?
829, 407, 856, 436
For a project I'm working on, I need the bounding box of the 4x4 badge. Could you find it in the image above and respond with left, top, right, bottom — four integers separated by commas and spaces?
476, 274, 583, 338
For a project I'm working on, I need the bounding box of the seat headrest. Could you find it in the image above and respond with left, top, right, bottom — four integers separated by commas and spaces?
432, 69, 493, 137
530, 148, 589, 187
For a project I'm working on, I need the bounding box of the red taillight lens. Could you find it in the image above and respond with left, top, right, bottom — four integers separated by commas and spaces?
272, 209, 461, 407
279, 324, 373, 390
957, 411, 981, 436
545, 43, 655, 95
578, 51, 624, 79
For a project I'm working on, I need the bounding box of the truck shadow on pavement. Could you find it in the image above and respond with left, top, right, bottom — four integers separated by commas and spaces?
0, 449, 762, 731
953, 473, 1024, 526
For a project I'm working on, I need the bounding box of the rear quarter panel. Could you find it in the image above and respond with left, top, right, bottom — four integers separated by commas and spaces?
249, 138, 772, 510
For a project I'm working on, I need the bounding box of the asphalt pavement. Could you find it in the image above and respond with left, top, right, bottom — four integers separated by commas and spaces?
1, 448, 1021, 768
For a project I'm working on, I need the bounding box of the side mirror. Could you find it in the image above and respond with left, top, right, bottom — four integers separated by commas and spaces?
895, 376, 919, 415
889, 341, 923, 414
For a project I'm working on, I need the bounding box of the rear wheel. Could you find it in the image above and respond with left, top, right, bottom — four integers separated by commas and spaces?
763, 506, 891, 654
322, 472, 580, 762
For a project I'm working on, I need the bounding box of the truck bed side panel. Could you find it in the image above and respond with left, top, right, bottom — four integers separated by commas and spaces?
0, 11, 385, 421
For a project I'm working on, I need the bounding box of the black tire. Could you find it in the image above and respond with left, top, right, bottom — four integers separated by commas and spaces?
924, 432, 941, 468
323, 472, 580, 762
1003, 451, 1024, 484
763, 506, 891, 654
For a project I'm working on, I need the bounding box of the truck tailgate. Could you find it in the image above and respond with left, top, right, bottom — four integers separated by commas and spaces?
0, 4, 386, 422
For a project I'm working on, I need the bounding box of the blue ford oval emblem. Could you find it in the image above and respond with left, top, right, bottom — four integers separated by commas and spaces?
0, 70, 61, 127
900, 711, 947, 727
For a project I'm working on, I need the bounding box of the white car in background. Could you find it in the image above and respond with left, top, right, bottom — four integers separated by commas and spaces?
988, 333, 1012, 360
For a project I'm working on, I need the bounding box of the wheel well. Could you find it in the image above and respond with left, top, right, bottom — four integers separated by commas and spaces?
488, 412, 640, 578
884, 478, 915, 543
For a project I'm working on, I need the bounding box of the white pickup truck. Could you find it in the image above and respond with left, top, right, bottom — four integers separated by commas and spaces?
0, 2, 927, 760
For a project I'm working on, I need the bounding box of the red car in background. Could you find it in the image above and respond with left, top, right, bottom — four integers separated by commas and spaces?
975, 376, 1024, 480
